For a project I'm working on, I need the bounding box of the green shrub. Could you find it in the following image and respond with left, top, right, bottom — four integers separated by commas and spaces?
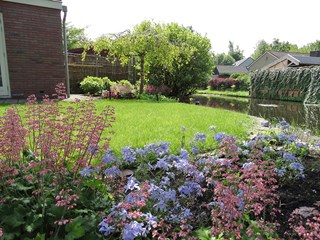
118, 80, 134, 90
231, 73, 250, 91
102, 77, 115, 91
80, 76, 105, 94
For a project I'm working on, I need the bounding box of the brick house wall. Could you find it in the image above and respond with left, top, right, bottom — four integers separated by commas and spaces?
0, 1, 66, 98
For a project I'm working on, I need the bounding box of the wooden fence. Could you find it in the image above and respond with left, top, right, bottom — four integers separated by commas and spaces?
68, 53, 136, 93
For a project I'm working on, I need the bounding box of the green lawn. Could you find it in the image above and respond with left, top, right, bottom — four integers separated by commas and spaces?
92, 99, 255, 153
0, 99, 256, 154
197, 89, 249, 97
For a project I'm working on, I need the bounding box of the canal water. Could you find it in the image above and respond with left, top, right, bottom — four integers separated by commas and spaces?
192, 95, 320, 133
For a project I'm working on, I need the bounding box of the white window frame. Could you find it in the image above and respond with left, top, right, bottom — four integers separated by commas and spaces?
0, 12, 10, 98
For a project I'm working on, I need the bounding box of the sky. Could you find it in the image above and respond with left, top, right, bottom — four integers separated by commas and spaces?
62, 0, 320, 57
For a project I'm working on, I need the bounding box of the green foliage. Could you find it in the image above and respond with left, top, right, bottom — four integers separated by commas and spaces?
196, 89, 249, 97
66, 22, 89, 50
90, 99, 254, 154
250, 66, 320, 103
80, 76, 105, 94
195, 228, 223, 240
102, 77, 114, 91
149, 23, 214, 98
240, 214, 279, 240
0, 94, 115, 239
231, 73, 250, 91
251, 40, 270, 60
94, 20, 213, 98
137, 93, 176, 102
270, 38, 298, 52
299, 40, 320, 53
228, 41, 244, 62
252, 38, 301, 59
213, 53, 235, 66
213, 41, 244, 66
118, 80, 134, 89
94, 20, 179, 94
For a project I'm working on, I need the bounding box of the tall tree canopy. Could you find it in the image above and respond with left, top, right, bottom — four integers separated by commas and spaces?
93, 21, 213, 98
212, 41, 244, 66
94, 21, 179, 94
270, 38, 298, 52
213, 53, 235, 66
66, 23, 89, 50
252, 38, 299, 59
251, 40, 270, 60
299, 40, 320, 53
228, 41, 244, 62
148, 23, 214, 98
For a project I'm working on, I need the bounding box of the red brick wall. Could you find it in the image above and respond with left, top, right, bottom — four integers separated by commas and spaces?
0, 2, 66, 98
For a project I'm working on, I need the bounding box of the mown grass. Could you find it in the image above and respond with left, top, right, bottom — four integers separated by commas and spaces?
0, 99, 256, 154
92, 99, 255, 153
197, 89, 249, 97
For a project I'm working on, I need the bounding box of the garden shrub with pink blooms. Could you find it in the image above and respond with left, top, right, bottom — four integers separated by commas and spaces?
0, 84, 319, 239
102, 80, 135, 99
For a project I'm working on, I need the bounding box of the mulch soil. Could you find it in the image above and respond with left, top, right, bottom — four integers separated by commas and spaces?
277, 151, 320, 238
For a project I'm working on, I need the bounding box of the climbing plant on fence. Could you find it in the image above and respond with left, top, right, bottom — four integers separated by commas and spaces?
250, 66, 320, 103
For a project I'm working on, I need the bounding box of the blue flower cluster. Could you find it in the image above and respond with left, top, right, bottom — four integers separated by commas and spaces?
194, 132, 207, 142
214, 132, 226, 142
80, 166, 95, 177
94, 121, 310, 239
104, 166, 122, 177
122, 221, 146, 240
102, 149, 117, 164
149, 184, 176, 211
178, 181, 202, 197
122, 146, 136, 163
277, 120, 290, 130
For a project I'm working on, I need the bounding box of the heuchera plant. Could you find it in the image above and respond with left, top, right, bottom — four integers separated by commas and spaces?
287, 206, 320, 239
0, 83, 116, 239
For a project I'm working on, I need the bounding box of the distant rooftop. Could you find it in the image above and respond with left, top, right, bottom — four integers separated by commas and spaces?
215, 65, 249, 75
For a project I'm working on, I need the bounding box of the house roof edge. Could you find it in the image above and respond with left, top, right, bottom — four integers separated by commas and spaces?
3, 0, 62, 10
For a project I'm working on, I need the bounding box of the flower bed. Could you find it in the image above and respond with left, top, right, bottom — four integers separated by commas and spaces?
0, 85, 319, 239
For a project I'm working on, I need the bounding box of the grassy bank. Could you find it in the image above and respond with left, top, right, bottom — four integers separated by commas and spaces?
197, 89, 249, 97
0, 99, 256, 153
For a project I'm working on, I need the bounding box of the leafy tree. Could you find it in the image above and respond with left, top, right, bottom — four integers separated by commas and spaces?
228, 41, 244, 62
270, 38, 298, 52
251, 40, 270, 60
94, 21, 178, 94
66, 23, 89, 50
252, 39, 299, 59
299, 40, 320, 53
148, 23, 214, 98
213, 53, 235, 66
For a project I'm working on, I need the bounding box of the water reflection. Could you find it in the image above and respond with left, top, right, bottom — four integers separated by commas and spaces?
192, 95, 320, 133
